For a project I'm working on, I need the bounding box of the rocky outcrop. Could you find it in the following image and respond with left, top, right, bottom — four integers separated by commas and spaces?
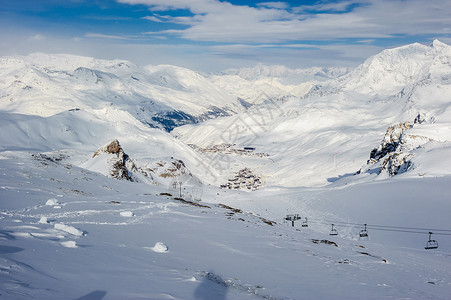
362, 114, 429, 177
93, 139, 135, 181
380, 152, 413, 176
90, 140, 198, 187
368, 122, 412, 164
154, 159, 191, 178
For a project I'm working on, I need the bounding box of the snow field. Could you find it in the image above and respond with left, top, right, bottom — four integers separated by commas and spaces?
1, 151, 450, 299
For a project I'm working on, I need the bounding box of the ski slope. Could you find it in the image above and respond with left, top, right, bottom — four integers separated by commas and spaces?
1, 151, 450, 299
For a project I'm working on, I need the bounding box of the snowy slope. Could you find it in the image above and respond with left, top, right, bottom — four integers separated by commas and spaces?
0, 54, 350, 132
1, 151, 451, 300
0, 107, 222, 187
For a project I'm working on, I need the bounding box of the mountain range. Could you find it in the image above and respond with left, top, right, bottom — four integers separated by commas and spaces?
1, 40, 451, 299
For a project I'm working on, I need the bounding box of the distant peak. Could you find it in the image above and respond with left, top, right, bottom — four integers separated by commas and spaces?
431, 39, 448, 49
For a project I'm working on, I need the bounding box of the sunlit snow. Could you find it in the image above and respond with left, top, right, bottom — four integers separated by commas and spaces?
1, 41, 451, 300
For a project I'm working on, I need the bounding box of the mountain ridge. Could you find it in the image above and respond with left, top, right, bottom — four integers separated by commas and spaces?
1, 40, 451, 188
174, 40, 451, 187
0, 53, 245, 131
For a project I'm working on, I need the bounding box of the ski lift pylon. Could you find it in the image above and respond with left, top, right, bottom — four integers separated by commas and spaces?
329, 224, 338, 236
284, 214, 301, 227
425, 232, 438, 250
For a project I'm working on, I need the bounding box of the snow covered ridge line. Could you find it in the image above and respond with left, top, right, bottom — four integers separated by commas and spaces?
0, 52, 341, 132
220, 63, 350, 82
303, 39, 451, 99
174, 39, 451, 186
0, 53, 251, 131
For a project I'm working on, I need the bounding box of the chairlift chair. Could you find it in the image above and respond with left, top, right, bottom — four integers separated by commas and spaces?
359, 224, 368, 238
302, 217, 308, 228
425, 232, 438, 250
329, 224, 338, 236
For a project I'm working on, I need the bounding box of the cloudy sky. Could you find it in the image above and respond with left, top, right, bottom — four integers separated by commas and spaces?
1, 0, 451, 72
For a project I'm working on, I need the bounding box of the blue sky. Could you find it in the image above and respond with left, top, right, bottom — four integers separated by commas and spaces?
1, 0, 451, 72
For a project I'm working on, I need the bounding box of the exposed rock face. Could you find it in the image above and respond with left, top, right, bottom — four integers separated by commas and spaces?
368, 122, 412, 164
90, 139, 198, 188
105, 140, 122, 155
93, 139, 135, 181
380, 152, 413, 176
362, 114, 430, 177
155, 159, 191, 178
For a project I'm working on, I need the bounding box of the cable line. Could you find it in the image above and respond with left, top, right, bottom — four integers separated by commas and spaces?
324, 220, 451, 232
288, 215, 450, 250
306, 219, 451, 236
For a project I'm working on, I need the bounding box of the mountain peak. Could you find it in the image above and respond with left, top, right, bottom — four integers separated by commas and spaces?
431, 39, 448, 49
337, 40, 451, 96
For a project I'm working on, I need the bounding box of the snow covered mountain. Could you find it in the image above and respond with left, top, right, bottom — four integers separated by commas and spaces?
209, 64, 348, 105
1, 41, 451, 299
337, 39, 451, 96
0, 54, 349, 133
174, 40, 451, 187
0, 53, 246, 131
222, 64, 349, 82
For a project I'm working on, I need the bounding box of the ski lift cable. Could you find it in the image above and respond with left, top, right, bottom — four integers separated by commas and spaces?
322, 220, 451, 232
308, 220, 451, 235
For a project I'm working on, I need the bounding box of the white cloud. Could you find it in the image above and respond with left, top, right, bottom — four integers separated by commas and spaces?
207, 42, 384, 68
0, 29, 387, 72
84, 32, 159, 41
357, 39, 376, 44
293, 0, 367, 13
119, 0, 451, 43
142, 15, 163, 22
257, 2, 290, 9
4, 0, 451, 73
85, 33, 130, 40
29, 34, 46, 41
116, 0, 221, 14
